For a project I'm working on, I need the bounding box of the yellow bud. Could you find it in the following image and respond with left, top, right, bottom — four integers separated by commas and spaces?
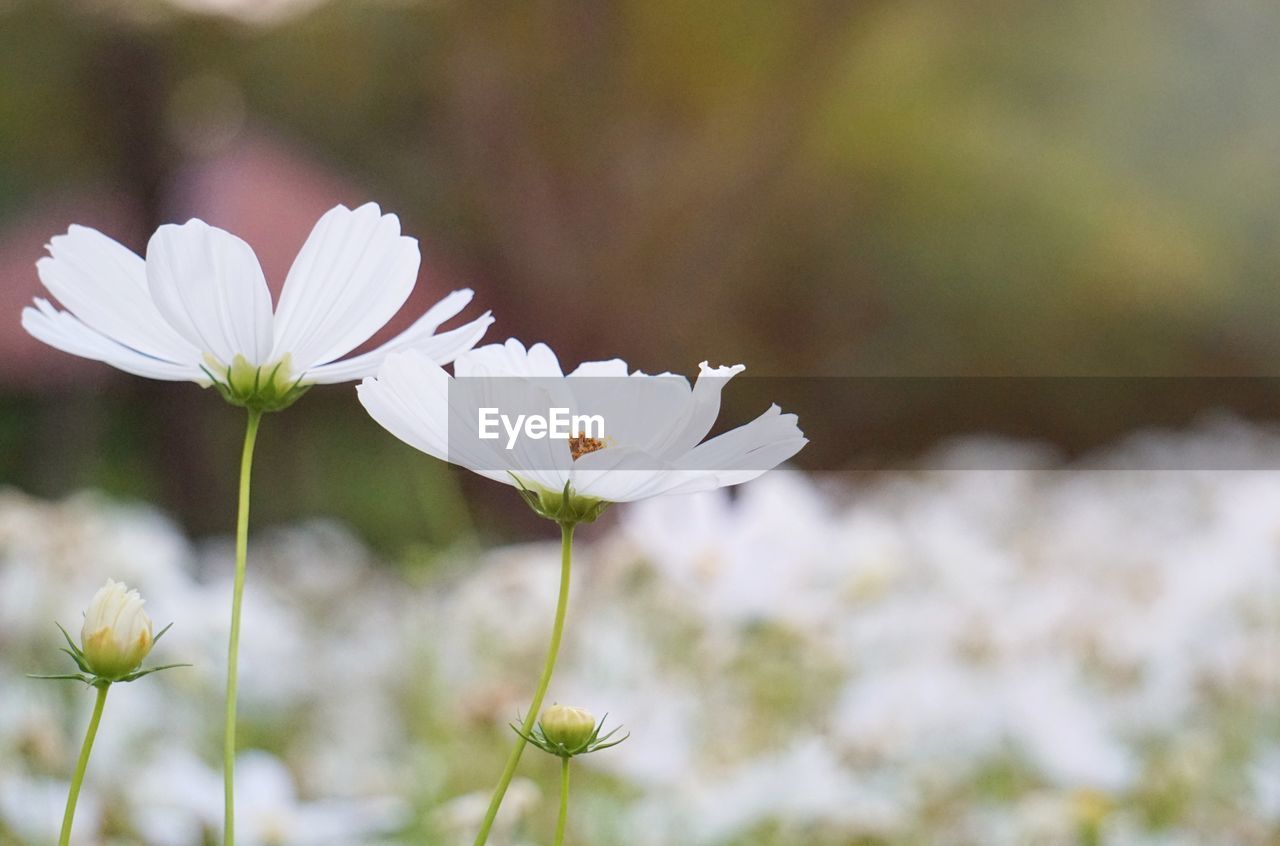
539, 704, 596, 751
80, 580, 154, 679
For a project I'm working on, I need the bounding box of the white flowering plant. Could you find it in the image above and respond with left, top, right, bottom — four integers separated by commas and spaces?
21, 202, 492, 846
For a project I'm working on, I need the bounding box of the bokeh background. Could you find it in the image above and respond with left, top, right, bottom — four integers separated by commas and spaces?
0, 1, 1278, 844
10, 0, 1280, 544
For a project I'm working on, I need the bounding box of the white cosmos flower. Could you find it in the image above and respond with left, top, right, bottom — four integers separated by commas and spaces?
22, 202, 492, 404
356, 338, 806, 508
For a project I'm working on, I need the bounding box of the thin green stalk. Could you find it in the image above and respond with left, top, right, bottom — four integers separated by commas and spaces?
224, 408, 263, 846
473, 521, 575, 846
59, 683, 109, 846
554, 757, 570, 846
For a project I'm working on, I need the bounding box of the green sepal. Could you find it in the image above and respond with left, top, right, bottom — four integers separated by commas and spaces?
32, 621, 190, 686
55, 623, 93, 673
511, 477, 611, 526
26, 672, 95, 685
201, 355, 311, 413
117, 663, 192, 683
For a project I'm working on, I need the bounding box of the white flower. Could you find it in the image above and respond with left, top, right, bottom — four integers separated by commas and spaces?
81, 579, 154, 679
356, 339, 806, 508
23, 203, 492, 406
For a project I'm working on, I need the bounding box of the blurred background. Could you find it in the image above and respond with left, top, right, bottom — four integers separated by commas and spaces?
0, 1, 1278, 844
8, 0, 1280, 546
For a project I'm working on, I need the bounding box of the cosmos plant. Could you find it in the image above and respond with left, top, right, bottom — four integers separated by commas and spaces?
30, 580, 186, 846
358, 339, 805, 842
23, 203, 491, 845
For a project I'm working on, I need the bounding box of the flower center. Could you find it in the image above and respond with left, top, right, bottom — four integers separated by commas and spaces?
568, 435, 606, 461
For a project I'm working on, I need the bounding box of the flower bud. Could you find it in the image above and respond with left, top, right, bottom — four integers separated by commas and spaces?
539, 704, 596, 751
80, 580, 154, 680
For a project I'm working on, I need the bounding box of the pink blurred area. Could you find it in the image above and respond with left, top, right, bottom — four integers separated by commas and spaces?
0, 192, 140, 389
2, 132, 471, 389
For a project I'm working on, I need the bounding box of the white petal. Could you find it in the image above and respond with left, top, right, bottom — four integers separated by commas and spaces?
454, 339, 564, 378
22, 300, 202, 381
560, 371, 690, 456
356, 359, 450, 461
357, 351, 512, 486
36, 226, 200, 363
484, 376, 575, 479
569, 447, 673, 502
649, 362, 746, 458
145, 220, 273, 365
270, 203, 421, 369
675, 404, 807, 487
304, 292, 491, 384
567, 359, 629, 377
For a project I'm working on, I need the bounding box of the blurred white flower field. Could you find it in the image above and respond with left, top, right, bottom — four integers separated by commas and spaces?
1, 418, 1277, 845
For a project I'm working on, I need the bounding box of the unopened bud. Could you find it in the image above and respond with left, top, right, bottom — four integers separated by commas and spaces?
80, 580, 153, 680
539, 705, 596, 752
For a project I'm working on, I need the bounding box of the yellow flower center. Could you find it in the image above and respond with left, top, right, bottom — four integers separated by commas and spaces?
568, 435, 606, 460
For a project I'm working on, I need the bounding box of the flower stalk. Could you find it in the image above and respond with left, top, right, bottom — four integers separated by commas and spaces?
554, 757, 570, 846
58, 682, 107, 846
224, 407, 262, 846
472, 520, 576, 846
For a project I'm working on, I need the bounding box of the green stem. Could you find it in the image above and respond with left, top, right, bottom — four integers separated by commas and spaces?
554, 757, 570, 846
59, 684, 109, 846
224, 407, 262, 846
472, 521, 575, 846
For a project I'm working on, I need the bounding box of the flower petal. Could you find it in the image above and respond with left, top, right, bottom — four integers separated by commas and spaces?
145, 220, 274, 365
569, 446, 675, 502
270, 203, 420, 369
454, 339, 564, 378
357, 351, 512, 485
36, 226, 200, 364
583, 407, 805, 503
674, 404, 807, 488
567, 359, 629, 378
22, 299, 202, 381
648, 362, 746, 458
303, 291, 491, 384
